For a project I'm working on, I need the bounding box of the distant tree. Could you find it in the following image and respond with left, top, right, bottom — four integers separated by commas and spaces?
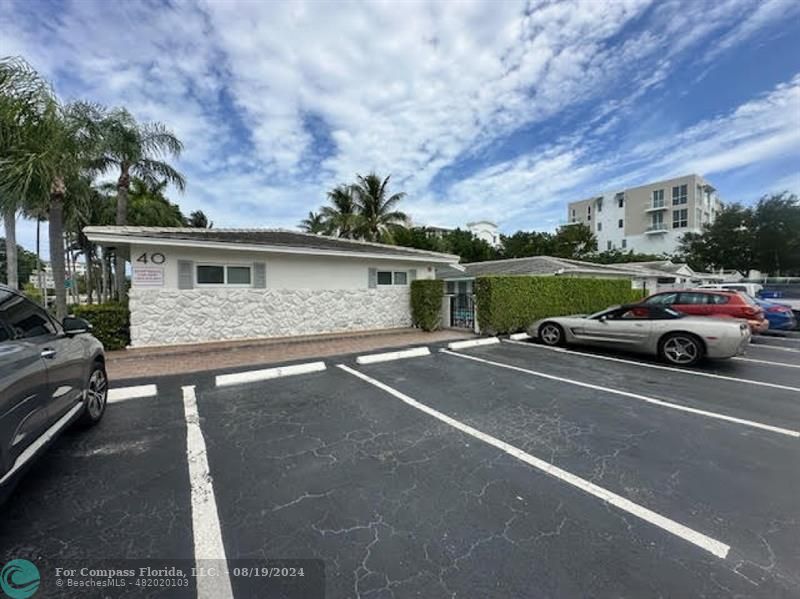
299, 210, 326, 234
351, 173, 409, 242
753, 192, 800, 276
126, 178, 185, 227
587, 249, 667, 264
500, 231, 554, 258
392, 227, 448, 253
551, 223, 597, 260
0, 238, 41, 288
443, 228, 497, 263
675, 203, 756, 274
186, 209, 212, 228
321, 184, 359, 238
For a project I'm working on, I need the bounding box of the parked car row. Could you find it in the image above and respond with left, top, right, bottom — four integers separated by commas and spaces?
528, 287, 784, 367
698, 283, 798, 331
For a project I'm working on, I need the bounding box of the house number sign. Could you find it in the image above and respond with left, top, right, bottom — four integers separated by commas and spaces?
136, 252, 166, 265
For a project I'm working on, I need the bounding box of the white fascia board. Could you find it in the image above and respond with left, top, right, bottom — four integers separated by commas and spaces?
85, 234, 459, 264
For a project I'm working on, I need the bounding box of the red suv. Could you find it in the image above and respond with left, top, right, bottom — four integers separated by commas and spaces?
640, 289, 768, 334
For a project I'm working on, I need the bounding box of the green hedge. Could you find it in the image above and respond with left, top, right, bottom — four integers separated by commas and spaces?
410, 279, 444, 331
71, 303, 130, 350
475, 276, 645, 334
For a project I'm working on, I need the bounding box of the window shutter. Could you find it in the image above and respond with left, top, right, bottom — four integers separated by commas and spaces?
178, 260, 194, 289
368, 268, 377, 289
409, 269, 417, 281
253, 262, 267, 288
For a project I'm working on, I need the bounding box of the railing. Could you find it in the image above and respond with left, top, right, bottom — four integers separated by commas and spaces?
646, 223, 668, 232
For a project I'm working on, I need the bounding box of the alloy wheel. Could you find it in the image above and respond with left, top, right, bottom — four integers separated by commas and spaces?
540, 324, 562, 345
86, 368, 108, 419
663, 336, 699, 365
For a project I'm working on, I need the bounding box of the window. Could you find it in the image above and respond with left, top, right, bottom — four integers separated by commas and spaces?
0, 323, 8, 342
643, 292, 678, 306
587, 206, 591, 215
446, 281, 456, 294
677, 292, 708, 305
707, 294, 730, 304
0, 292, 56, 339
621, 239, 627, 249
597, 222, 602, 231
376, 271, 409, 286
227, 266, 252, 285
618, 218, 624, 228
672, 208, 688, 228
652, 189, 664, 207
616, 193, 624, 208
596, 198, 603, 212
607, 240, 612, 250
197, 264, 252, 286
672, 184, 687, 205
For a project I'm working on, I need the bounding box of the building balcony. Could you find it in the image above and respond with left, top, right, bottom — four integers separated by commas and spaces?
645, 224, 668, 234
644, 203, 668, 212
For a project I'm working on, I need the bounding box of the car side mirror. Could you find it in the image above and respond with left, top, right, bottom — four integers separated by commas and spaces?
598, 315, 607, 322
63, 316, 92, 336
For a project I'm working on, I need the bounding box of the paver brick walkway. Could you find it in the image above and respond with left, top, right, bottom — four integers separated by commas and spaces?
106, 328, 474, 381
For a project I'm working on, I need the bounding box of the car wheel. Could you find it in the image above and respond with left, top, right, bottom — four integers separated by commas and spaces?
659, 333, 703, 366
79, 362, 108, 427
539, 322, 565, 346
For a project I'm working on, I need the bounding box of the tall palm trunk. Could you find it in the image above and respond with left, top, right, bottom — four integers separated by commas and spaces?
49, 177, 68, 320
3, 209, 18, 289
115, 167, 130, 302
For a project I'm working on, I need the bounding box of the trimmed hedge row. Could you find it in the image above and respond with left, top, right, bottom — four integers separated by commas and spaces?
410, 279, 444, 331
475, 276, 645, 334
71, 303, 130, 350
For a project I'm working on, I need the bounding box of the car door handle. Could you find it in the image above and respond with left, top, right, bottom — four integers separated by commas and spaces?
40, 348, 57, 359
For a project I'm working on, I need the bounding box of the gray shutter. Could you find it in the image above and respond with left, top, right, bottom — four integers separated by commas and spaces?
178, 260, 194, 289
368, 268, 377, 289
253, 262, 267, 288
409, 269, 417, 281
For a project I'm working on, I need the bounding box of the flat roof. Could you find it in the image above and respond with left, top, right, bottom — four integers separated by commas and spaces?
84, 227, 461, 264
436, 255, 668, 279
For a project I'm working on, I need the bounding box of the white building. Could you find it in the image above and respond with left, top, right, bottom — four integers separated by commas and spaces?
567, 174, 723, 255
84, 227, 459, 347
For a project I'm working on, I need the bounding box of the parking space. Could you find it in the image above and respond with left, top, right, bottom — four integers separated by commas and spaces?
3, 337, 799, 597
0, 384, 195, 595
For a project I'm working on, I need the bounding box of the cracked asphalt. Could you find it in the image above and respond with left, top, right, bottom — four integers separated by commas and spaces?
1, 336, 798, 598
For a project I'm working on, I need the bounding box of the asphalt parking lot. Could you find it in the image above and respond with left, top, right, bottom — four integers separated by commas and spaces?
2, 334, 799, 598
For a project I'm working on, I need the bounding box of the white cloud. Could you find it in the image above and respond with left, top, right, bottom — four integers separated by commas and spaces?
0, 0, 797, 255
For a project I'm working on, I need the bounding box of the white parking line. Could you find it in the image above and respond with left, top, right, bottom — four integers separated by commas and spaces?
215, 361, 326, 387
509, 332, 531, 341
749, 343, 800, 354
107, 384, 157, 403
734, 357, 800, 369
448, 337, 500, 350
337, 364, 730, 559
503, 339, 800, 394
356, 346, 430, 365
182, 385, 234, 599
440, 349, 800, 438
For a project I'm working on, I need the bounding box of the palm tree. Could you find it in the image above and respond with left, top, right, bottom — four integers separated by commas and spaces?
92, 108, 185, 301
321, 184, 359, 238
299, 210, 326, 234
0, 57, 51, 289
352, 173, 408, 242
0, 59, 100, 319
186, 209, 212, 228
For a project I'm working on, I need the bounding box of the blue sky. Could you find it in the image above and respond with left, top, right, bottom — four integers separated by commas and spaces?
2, 0, 799, 252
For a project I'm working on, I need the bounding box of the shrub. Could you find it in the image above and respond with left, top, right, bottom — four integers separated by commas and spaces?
475, 276, 645, 334
71, 303, 130, 350
410, 279, 444, 331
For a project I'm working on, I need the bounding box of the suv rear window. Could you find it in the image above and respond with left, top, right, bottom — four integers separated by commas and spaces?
706, 293, 730, 305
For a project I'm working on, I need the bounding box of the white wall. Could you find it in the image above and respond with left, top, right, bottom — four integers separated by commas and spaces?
129, 287, 413, 347
129, 244, 436, 290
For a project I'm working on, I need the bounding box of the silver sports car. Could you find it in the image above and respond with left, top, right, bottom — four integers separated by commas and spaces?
527, 304, 751, 366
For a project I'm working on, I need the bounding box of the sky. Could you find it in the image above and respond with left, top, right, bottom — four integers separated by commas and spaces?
1, 0, 799, 254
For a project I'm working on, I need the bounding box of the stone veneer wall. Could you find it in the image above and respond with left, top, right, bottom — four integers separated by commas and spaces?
129, 287, 412, 347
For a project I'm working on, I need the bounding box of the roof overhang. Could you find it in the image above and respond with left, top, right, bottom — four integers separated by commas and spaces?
84, 232, 460, 265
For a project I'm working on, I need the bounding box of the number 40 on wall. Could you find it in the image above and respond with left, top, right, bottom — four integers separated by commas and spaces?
136, 252, 166, 265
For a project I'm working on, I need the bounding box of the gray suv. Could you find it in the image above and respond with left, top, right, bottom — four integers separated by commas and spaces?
0, 285, 107, 502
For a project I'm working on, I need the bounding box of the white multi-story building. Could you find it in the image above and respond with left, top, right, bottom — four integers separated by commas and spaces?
567, 174, 723, 255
